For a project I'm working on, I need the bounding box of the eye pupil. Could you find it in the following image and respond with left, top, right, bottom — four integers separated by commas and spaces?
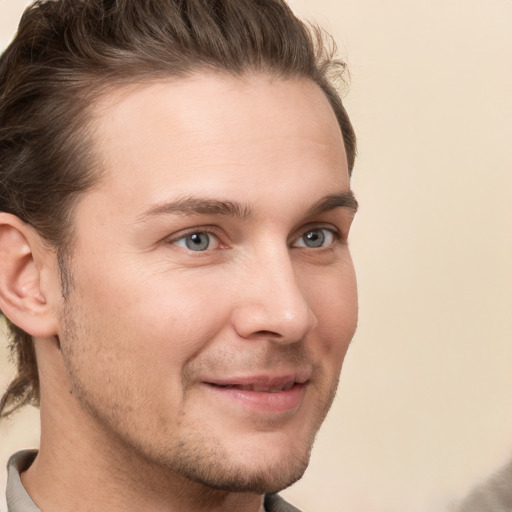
304, 230, 325, 248
185, 233, 210, 251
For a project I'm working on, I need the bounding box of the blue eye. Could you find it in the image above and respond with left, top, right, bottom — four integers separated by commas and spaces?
294, 228, 335, 248
174, 232, 218, 251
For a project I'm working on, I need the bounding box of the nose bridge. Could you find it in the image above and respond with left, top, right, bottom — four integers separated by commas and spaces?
232, 242, 317, 342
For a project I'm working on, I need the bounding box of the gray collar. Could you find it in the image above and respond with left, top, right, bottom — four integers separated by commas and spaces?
6, 450, 40, 512
265, 494, 302, 512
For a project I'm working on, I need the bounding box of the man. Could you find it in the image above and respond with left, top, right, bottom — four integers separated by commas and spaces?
0, 1, 358, 511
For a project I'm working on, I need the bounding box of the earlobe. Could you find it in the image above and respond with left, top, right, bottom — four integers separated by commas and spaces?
0, 213, 59, 338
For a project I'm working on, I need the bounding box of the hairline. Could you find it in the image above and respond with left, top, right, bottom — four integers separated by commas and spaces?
58, 68, 352, 257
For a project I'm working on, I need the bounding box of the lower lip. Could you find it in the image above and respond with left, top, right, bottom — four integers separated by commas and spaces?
203, 383, 306, 414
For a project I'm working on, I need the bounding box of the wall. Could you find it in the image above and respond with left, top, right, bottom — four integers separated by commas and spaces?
1, 1, 511, 511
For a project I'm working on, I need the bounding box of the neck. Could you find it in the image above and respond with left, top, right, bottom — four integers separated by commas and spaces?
23, 352, 265, 512
23, 418, 266, 512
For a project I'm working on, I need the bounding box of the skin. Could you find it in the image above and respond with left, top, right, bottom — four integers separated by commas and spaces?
18, 74, 358, 512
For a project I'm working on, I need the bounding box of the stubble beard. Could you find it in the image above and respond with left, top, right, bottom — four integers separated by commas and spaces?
58, 294, 341, 496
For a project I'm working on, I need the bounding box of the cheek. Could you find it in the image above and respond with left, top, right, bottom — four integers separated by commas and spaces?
308, 263, 358, 359
77, 254, 225, 329
69, 263, 238, 388
132, 273, 233, 348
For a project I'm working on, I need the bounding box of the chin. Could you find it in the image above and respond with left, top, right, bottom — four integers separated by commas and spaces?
181, 450, 311, 494
152, 428, 314, 494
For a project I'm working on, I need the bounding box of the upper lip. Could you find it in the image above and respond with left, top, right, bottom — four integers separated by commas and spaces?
203, 370, 311, 392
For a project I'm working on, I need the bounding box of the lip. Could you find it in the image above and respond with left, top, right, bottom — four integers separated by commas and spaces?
202, 371, 310, 414
205, 371, 310, 388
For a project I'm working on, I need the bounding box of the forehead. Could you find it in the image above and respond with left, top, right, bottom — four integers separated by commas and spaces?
86, 74, 349, 212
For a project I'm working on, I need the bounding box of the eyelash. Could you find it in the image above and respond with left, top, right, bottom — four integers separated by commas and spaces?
291, 227, 339, 249
171, 231, 222, 252
168, 225, 341, 253
167, 226, 224, 252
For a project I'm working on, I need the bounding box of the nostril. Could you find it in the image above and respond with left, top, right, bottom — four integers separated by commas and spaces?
254, 330, 282, 338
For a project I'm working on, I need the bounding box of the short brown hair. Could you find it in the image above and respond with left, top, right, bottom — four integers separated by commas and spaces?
0, 0, 356, 419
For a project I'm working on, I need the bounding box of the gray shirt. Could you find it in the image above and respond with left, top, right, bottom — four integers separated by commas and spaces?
6, 450, 302, 512
6, 451, 39, 512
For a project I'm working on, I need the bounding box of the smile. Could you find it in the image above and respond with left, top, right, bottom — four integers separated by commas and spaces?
212, 380, 295, 393
202, 373, 310, 414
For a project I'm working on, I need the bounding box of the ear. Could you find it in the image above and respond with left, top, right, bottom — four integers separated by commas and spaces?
0, 213, 60, 338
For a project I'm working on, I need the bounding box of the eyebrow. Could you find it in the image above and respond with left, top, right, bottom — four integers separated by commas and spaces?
137, 196, 253, 222
137, 190, 358, 223
305, 191, 359, 217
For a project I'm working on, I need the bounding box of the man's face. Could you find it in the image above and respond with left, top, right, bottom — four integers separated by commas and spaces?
56, 74, 358, 493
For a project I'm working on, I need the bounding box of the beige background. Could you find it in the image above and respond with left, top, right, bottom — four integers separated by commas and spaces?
1, 0, 511, 511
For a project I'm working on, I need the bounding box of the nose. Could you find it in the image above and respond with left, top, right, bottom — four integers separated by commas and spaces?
231, 247, 317, 344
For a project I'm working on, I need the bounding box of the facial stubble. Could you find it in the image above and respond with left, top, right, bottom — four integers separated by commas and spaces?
58, 288, 341, 496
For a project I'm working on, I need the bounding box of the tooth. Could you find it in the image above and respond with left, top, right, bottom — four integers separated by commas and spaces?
269, 385, 283, 392
283, 381, 294, 391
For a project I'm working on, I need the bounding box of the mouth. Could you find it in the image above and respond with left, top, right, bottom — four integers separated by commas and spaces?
202, 373, 309, 414
210, 380, 296, 393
